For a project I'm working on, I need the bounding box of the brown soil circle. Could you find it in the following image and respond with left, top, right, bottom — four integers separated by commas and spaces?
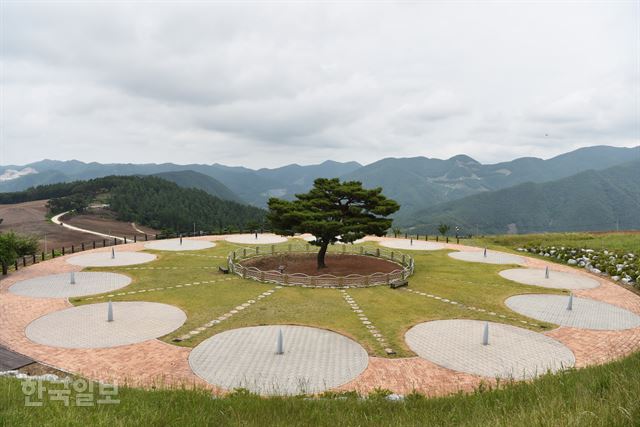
240, 253, 403, 276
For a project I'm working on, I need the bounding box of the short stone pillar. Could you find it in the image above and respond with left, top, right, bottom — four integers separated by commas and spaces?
107, 301, 114, 322
276, 329, 284, 355
482, 322, 489, 345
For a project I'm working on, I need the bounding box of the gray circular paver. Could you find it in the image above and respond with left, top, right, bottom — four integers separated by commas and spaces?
189, 325, 369, 395
379, 239, 444, 251
67, 251, 156, 267
9, 272, 131, 298
144, 239, 215, 251
448, 250, 524, 265
25, 302, 186, 348
224, 234, 288, 244
405, 319, 574, 379
499, 268, 599, 290
505, 294, 640, 330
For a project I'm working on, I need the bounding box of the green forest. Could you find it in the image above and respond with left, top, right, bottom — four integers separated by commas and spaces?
0, 176, 267, 233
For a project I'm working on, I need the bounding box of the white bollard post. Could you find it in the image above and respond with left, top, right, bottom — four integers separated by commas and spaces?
567, 293, 573, 311
482, 322, 489, 345
276, 328, 284, 354
70, 271, 76, 285
545, 266, 549, 279
111, 248, 115, 259
107, 300, 114, 322
483, 248, 487, 258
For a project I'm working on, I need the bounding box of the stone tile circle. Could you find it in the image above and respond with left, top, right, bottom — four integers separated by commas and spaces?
25, 302, 186, 348
224, 233, 289, 244
67, 251, 156, 267
144, 239, 216, 251
405, 319, 575, 379
448, 250, 524, 265
189, 325, 369, 395
499, 268, 599, 290
9, 272, 132, 298
379, 239, 444, 251
505, 294, 640, 330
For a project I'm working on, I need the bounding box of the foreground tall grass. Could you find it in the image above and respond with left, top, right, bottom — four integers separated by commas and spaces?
2, 350, 639, 426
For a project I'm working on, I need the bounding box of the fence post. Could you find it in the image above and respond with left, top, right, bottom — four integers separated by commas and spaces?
134, 235, 137, 243
155, 234, 158, 240
386, 273, 390, 285
124, 237, 127, 244
93, 241, 96, 249
32, 254, 36, 264
256, 246, 260, 254
81, 243, 85, 251
402, 254, 406, 264
15, 260, 18, 271
436, 236, 438, 242
391, 251, 394, 260
62, 247, 65, 255
41, 252, 45, 261
360, 246, 363, 254
71, 245, 74, 254
103, 239, 106, 247
376, 248, 380, 257
144, 234, 148, 241
456, 237, 459, 244
22, 256, 26, 267
426, 235, 428, 241
2, 262, 7, 275
52, 249, 55, 258
446, 237, 449, 243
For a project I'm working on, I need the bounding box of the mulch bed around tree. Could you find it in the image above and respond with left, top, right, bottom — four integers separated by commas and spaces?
241, 253, 402, 276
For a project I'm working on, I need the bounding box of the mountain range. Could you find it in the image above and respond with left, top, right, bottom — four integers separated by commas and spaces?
1, 145, 638, 233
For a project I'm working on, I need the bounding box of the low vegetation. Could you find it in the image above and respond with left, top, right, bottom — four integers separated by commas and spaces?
0, 231, 39, 266
2, 349, 639, 426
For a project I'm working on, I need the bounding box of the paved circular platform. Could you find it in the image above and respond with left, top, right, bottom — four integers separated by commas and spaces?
499, 268, 599, 290
405, 319, 575, 379
505, 294, 640, 330
189, 325, 369, 395
225, 233, 289, 244
25, 302, 186, 348
67, 251, 156, 267
144, 239, 215, 251
9, 272, 132, 298
448, 250, 524, 265
380, 239, 445, 251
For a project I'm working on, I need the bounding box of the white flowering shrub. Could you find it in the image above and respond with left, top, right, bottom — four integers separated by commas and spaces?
517, 245, 639, 288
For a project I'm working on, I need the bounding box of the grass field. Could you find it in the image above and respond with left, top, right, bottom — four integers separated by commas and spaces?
74, 239, 560, 357
2, 349, 638, 426
468, 232, 640, 253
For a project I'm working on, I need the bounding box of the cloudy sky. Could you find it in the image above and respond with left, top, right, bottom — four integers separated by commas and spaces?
1, 1, 638, 168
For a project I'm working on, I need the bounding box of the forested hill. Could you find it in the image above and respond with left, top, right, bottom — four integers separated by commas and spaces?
406, 159, 640, 235
0, 176, 266, 233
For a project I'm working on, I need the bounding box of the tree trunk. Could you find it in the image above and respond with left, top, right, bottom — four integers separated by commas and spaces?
317, 242, 328, 269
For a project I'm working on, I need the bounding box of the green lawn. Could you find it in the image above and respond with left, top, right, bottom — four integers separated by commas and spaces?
2, 349, 639, 426
72, 239, 560, 357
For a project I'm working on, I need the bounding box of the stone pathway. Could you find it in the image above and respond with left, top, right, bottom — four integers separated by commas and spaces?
174, 285, 282, 342
340, 290, 395, 355
25, 301, 186, 349
9, 272, 131, 298
499, 268, 600, 290
405, 319, 575, 379
145, 239, 216, 251
505, 294, 640, 330
189, 325, 369, 395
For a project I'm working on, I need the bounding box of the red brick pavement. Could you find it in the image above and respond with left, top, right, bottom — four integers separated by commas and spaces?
1, 236, 639, 396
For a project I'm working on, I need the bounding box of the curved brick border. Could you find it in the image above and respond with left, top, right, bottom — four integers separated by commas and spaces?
1, 235, 639, 396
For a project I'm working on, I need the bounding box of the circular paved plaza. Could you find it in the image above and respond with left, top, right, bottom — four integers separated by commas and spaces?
448, 250, 524, 265
505, 294, 640, 330
144, 239, 215, 251
67, 251, 156, 267
9, 272, 132, 298
189, 325, 369, 395
405, 319, 575, 379
499, 268, 599, 290
379, 239, 444, 251
224, 233, 289, 244
25, 302, 186, 348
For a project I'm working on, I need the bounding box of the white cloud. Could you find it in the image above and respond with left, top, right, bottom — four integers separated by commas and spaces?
1, 1, 638, 168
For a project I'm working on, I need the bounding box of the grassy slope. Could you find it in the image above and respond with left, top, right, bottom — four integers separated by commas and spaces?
76, 241, 559, 357
1, 350, 639, 426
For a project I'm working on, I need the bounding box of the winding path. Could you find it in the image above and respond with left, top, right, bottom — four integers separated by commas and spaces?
1, 235, 639, 395
51, 211, 125, 242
